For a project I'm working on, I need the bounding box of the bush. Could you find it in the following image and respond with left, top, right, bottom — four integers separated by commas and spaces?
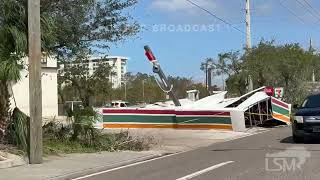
6, 108, 29, 154
5, 106, 153, 155
42, 107, 153, 155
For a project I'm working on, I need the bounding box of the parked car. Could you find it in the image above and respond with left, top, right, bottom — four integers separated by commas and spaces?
105, 101, 131, 108
292, 93, 320, 143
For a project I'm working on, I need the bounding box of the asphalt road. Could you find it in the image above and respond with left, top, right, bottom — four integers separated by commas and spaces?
74, 127, 320, 180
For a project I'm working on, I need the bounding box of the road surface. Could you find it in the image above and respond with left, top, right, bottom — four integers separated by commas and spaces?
74, 127, 320, 180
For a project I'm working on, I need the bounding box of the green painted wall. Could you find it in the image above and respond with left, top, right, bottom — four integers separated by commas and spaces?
103, 114, 232, 124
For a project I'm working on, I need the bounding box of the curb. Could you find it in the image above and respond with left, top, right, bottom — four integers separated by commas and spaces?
0, 156, 13, 169
0, 152, 26, 169
47, 153, 164, 180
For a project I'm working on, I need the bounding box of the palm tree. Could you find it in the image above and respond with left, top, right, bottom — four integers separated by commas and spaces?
0, 0, 54, 139
0, 0, 28, 139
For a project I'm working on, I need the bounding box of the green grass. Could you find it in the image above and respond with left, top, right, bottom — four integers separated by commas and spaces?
43, 132, 154, 156
43, 139, 99, 155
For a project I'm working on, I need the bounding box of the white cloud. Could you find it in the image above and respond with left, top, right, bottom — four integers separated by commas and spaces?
150, 0, 217, 13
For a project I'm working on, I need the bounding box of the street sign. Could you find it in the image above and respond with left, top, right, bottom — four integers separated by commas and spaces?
274, 87, 284, 99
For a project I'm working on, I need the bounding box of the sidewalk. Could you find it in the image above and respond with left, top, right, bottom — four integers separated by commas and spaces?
0, 151, 162, 180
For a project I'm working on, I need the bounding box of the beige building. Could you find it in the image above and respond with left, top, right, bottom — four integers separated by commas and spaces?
11, 56, 58, 117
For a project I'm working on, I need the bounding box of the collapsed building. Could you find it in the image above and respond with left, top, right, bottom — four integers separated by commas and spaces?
100, 46, 291, 132
100, 87, 291, 132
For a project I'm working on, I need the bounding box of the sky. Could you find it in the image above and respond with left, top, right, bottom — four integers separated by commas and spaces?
107, 0, 320, 84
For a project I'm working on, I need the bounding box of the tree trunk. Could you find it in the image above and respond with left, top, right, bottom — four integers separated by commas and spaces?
0, 80, 11, 140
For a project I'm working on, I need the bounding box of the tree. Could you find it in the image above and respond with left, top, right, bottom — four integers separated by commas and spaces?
0, 1, 34, 138
43, 0, 140, 58
168, 76, 193, 99
0, 0, 140, 139
59, 56, 112, 107
214, 51, 247, 96
50, 0, 140, 105
243, 41, 318, 104
215, 40, 320, 104
124, 73, 166, 104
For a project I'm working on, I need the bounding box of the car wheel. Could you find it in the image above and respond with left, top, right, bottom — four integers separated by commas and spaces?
293, 134, 304, 143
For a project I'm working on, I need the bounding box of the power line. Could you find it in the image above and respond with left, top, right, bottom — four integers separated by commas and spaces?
279, 0, 306, 24
279, 0, 320, 32
294, 0, 320, 23
301, 0, 320, 19
185, 0, 247, 35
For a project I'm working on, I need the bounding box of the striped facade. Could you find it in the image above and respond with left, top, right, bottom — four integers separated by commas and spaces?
102, 109, 233, 130
271, 97, 291, 124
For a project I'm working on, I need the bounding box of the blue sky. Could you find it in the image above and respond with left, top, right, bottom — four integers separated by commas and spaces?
108, 0, 320, 83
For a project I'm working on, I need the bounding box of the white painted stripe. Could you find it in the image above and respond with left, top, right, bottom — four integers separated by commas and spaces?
181, 118, 200, 123
176, 161, 234, 180
73, 129, 267, 180
71, 153, 178, 180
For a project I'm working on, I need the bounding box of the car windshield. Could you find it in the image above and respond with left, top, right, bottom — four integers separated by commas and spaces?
302, 95, 320, 108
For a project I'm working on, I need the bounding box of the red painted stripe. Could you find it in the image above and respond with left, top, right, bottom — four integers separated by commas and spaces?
102, 109, 230, 116
271, 98, 289, 109
102, 109, 175, 114
175, 111, 230, 116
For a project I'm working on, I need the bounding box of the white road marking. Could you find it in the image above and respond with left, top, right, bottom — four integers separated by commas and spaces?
175, 161, 234, 180
71, 153, 179, 180
72, 129, 268, 180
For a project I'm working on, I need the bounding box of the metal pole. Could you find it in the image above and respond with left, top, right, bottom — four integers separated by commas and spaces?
221, 73, 225, 90
142, 80, 145, 102
155, 65, 181, 106
266, 99, 269, 118
258, 102, 263, 124
28, 0, 43, 164
124, 82, 127, 100
205, 66, 208, 90
144, 46, 181, 106
249, 106, 253, 127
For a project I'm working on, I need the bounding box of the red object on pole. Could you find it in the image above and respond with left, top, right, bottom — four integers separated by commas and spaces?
145, 51, 156, 61
264, 86, 274, 96
144, 46, 156, 62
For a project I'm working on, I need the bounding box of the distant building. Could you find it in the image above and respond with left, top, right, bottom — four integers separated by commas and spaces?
59, 56, 128, 89
11, 55, 58, 117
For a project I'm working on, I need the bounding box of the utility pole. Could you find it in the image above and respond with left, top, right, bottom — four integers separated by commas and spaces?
245, 0, 253, 92
28, 0, 43, 164
245, 0, 252, 50
310, 38, 316, 82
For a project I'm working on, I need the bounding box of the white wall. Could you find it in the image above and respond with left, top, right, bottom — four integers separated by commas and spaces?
11, 68, 58, 118
230, 110, 246, 132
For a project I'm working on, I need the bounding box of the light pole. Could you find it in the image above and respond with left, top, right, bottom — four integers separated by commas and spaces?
142, 79, 145, 103
124, 82, 127, 100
